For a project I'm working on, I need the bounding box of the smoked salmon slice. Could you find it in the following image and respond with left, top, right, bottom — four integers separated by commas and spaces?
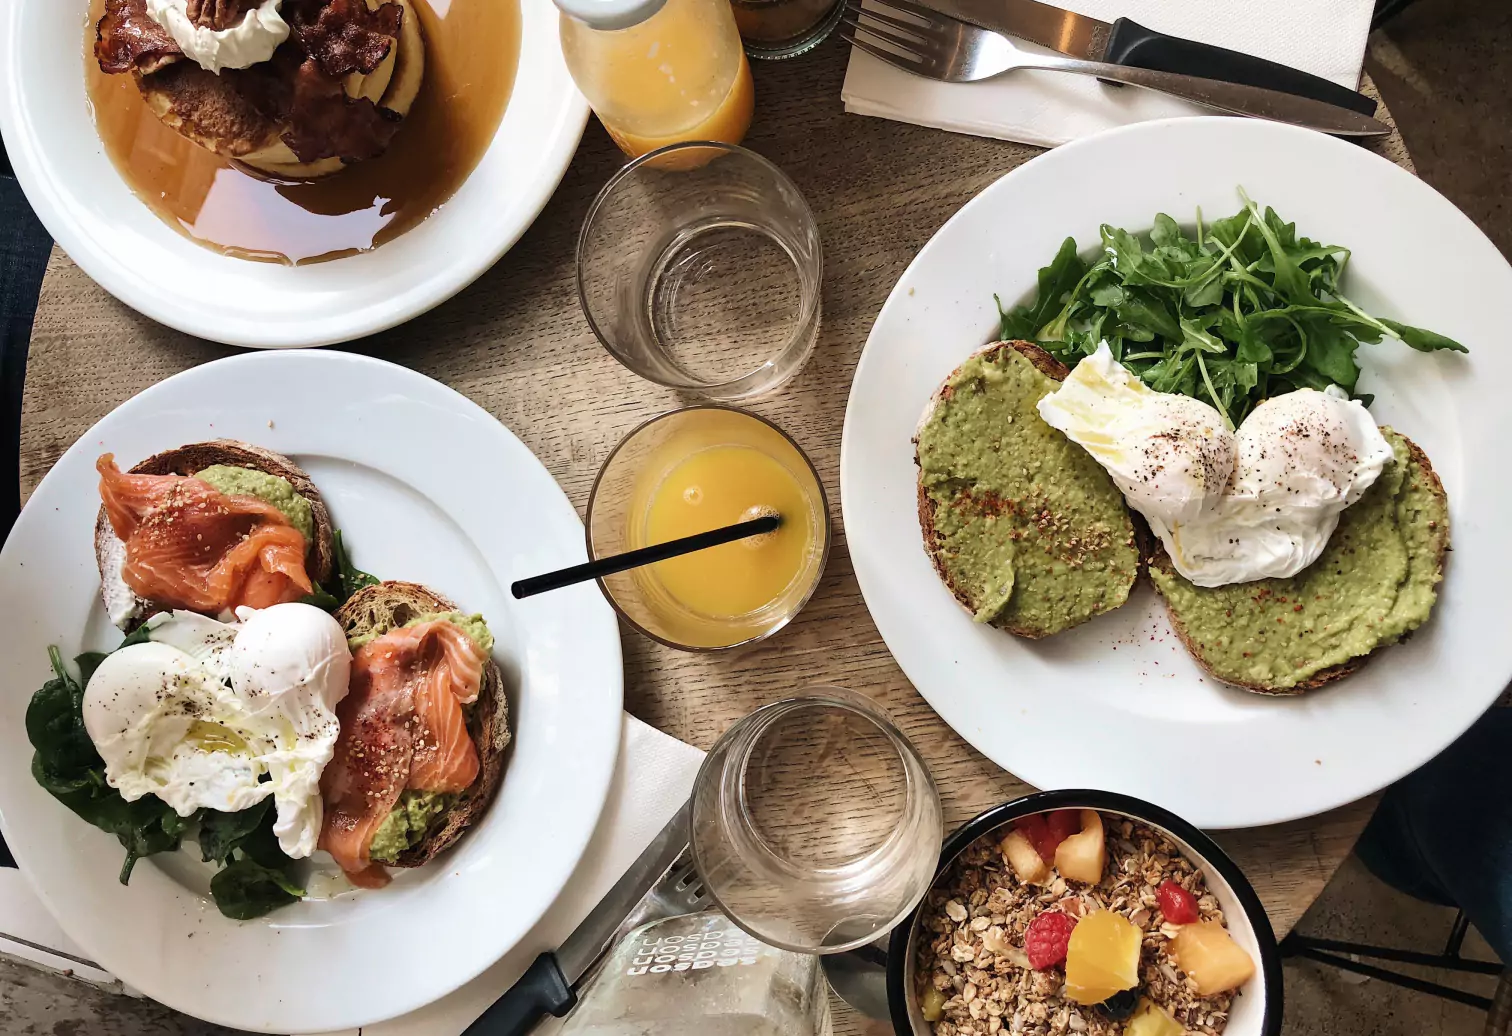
97, 454, 313, 613
318, 620, 485, 886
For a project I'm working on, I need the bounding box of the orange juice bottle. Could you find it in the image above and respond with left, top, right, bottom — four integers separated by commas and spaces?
557, 0, 754, 163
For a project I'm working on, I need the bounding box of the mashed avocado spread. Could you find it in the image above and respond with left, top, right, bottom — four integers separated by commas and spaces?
1150, 429, 1446, 690
346, 611, 494, 653
369, 789, 451, 863
404, 612, 494, 656
194, 465, 313, 542
916, 345, 1140, 636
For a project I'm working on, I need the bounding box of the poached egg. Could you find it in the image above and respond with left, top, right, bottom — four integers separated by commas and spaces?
82, 603, 351, 859
1037, 343, 1394, 587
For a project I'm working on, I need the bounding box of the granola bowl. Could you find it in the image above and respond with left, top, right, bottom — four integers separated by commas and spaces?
888, 790, 1281, 1036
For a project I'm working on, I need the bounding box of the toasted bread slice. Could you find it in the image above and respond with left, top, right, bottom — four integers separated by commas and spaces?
334, 581, 510, 868
1149, 430, 1449, 694
915, 341, 1143, 639
95, 439, 336, 628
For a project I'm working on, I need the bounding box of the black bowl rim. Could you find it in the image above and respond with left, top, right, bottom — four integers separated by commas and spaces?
886, 789, 1283, 1036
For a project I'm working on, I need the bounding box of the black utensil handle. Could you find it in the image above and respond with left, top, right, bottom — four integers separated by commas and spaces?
1104, 17, 1378, 117
463, 953, 577, 1036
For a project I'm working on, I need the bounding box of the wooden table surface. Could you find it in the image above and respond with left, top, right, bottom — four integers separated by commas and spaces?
19, 36, 1410, 1030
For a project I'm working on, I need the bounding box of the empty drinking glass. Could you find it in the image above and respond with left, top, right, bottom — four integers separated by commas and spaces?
690, 687, 943, 954
577, 142, 823, 400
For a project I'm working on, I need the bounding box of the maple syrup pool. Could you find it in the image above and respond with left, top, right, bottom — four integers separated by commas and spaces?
84, 0, 520, 265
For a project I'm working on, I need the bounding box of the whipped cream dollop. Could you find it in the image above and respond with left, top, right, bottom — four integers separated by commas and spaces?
146, 0, 290, 74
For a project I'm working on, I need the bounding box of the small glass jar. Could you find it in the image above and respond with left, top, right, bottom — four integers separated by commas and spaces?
560, 911, 831, 1035
557, 0, 755, 161
731, 0, 843, 59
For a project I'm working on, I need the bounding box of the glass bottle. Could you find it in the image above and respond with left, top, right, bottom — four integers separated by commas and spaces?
560, 911, 831, 1035
556, 0, 755, 163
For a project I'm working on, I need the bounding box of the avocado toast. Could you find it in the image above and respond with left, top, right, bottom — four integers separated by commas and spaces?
323, 581, 510, 883
1149, 430, 1449, 694
915, 341, 1142, 638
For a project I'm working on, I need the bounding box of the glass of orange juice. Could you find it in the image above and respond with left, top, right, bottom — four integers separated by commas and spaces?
587, 406, 830, 650
577, 142, 823, 401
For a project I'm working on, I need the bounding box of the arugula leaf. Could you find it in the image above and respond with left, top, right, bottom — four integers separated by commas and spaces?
993, 189, 1467, 425
1378, 319, 1468, 354
209, 855, 304, 920
997, 237, 1087, 342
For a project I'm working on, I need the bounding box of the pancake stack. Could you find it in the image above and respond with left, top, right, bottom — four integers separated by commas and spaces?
95, 0, 424, 178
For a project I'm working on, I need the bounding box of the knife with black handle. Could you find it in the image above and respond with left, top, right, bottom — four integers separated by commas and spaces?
462, 801, 696, 1036
1102, 18, 1377, 116
921, 0, 1378, 116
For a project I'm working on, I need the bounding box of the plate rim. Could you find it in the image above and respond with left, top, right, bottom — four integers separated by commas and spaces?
841, 115, 1512, 829
0, 0, 590, 349
0, 349, 624, 1030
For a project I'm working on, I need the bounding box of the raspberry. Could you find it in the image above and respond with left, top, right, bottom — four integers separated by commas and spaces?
1024, 910, 1078, 970
1158, 880, 1200, 925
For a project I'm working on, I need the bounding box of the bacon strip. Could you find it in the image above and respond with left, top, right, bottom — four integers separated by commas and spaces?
286, 0, 403, 78
96, 454, 313, 613
319, 621, 485, 886
96, 0, 183, 75
281, 56, 402, 164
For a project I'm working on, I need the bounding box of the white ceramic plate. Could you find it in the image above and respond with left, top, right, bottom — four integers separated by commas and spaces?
842, 117, 1512, 830
0, 0, 587, 348
0, 351, 623, 1032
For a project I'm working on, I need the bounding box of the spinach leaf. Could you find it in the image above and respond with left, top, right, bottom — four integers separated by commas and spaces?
27, 647, 102, 774
300, 529, 379, 612
336, 530, 379, 602
27, 641, 192, 884
298, 586, 343, 613
29, 635, 305, 916
209, 855, 304, 920
202, 796, 304, 918
199, 798, 273, 866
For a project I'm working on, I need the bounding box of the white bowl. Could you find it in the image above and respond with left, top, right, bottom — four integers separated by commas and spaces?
0, 0, 587, 347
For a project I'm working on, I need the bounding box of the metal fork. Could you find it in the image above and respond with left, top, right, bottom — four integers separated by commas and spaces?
840, 0, 1389, 137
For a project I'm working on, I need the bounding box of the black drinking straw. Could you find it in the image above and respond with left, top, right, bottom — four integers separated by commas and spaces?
511, 514, 782, 599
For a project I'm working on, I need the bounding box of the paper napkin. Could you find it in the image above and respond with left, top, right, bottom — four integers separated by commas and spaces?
840, 0, 1376, 148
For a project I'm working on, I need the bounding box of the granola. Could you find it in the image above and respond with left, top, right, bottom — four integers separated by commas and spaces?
914, 813, 1240, 1036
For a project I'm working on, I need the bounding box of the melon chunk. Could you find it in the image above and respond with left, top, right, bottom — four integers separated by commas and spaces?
1001, 828, 1049, 883
1054, 809, 1106, 884
1172, 920, 1256, 995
